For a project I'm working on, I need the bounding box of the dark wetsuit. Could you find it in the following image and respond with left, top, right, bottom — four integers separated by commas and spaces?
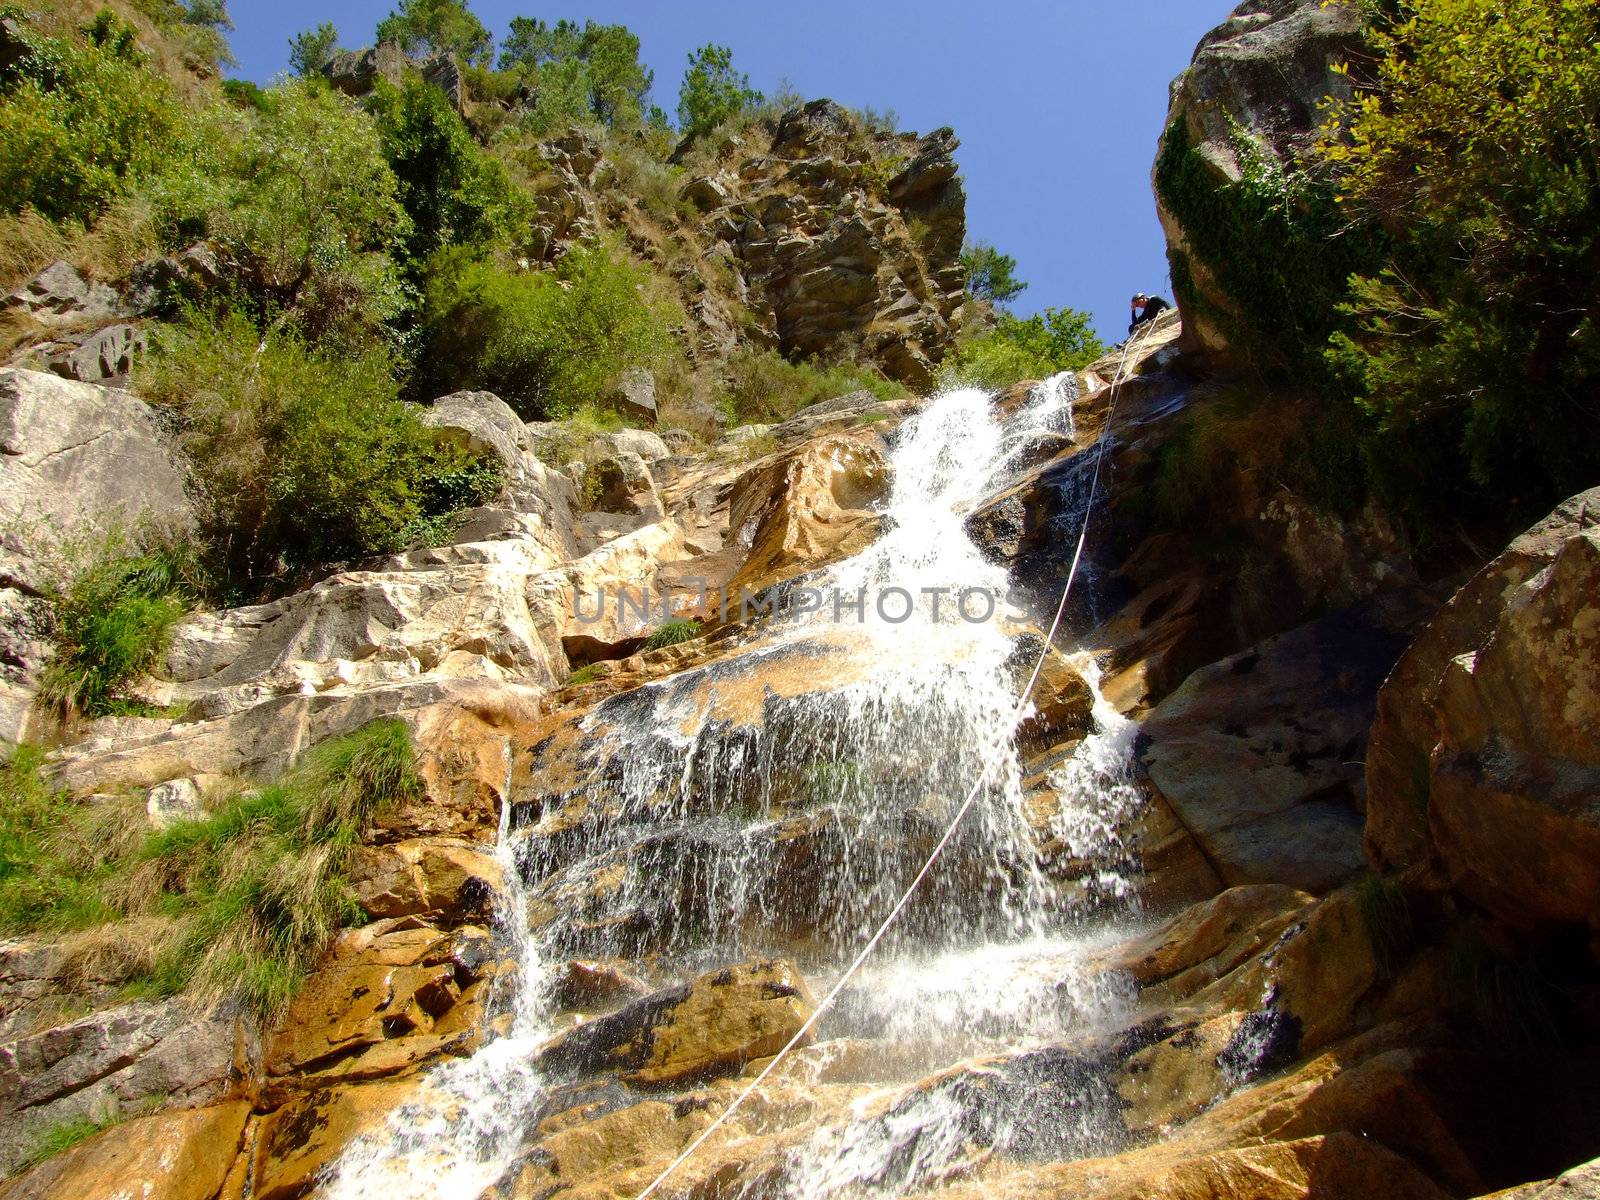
1129, 296, 1171, 334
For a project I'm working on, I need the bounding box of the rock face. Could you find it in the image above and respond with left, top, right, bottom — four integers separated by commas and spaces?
1365, 487, 1600, 934
1153, 0, 1364, 359
0, 369, 192, 742
1141, 591, 1432, 893
0, 1001, 239, 1177
536, 959, 815, 1088
694, 100, 967, 390
5, 262, 121, 329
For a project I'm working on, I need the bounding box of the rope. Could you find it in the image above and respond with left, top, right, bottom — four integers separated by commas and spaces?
630, 320, 1162, 1200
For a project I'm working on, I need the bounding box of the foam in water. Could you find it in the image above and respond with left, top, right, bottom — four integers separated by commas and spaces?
320, 374, 1146, 1198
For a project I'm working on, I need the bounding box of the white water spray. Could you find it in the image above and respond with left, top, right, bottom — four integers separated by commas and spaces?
320, 373, 1147, 1199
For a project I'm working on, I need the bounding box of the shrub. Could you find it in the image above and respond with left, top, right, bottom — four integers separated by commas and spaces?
37, 527, 201, 720
369, 77, 531, 275
643, 618, 700, 650
940, 307, 1104, 391
216, 79, 407, 340
1319, 0, 1600, 525
677, 44, 761, 142
140, 308, 493, 588
0, 14, 192, 225
718, 347, 902, 426
0, 721, 423, 1017
418, 241, 677, 418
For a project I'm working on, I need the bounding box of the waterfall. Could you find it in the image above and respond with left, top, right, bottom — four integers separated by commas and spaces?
318, 747, 555, 1200
319, 375, 1146, 1197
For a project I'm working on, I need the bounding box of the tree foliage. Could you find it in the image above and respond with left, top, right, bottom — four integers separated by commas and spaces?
960, 241, 1026, 307
677, 43, 761, 142
288, 22, 341, 78
369, 77, 530, 272
217, 79, 407, 338
500, 17, 653, 128
1320, 0, 1600, 511
375, 0, 491, 66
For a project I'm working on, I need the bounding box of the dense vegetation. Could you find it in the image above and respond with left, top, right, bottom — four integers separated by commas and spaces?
0, 721, 422, 1016
1321, 0, 1600, 519
1156, 0, 1599, 541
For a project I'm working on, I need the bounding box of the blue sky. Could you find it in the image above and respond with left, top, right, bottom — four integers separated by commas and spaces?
225, 1, 1224, 342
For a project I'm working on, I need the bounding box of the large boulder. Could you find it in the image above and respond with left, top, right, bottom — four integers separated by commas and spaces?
1153, 0, 1365, 360
1365, 487, 1600, 934
0, 369, 191, 590
0, 369, 192, 742
0, 1000, 238, 1177
602, 367, 659, 426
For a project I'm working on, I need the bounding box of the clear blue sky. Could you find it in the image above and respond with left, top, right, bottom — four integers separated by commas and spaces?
225, 1, 1224, 342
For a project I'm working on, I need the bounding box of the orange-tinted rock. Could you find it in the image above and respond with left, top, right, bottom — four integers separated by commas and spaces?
536, 959, 815, 1089
0, 1101, 249, 1200
347, 837, 503, 921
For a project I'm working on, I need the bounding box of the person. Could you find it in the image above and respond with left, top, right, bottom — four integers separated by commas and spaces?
1129, 293, 1170, 333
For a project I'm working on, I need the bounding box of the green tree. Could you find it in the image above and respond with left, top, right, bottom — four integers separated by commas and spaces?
375, 0, 491, 66
1320, 0, 1600, 513
218, 79, 407, 339
369, 77, 530, 272
288, 22, 341, 77
499, 18, 652, 129
677, 43, 760, 141
960, 241, 1026, 307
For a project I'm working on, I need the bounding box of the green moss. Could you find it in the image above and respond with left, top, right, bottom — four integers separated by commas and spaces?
1153, 117, 1381, 380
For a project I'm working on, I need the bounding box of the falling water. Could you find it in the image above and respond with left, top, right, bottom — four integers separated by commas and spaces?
320, 374, 1148, 1198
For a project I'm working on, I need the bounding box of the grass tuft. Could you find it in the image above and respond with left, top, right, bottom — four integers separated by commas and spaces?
36, 525, 204, 721
643, 618, 701, 651
0, 719, 423, 1018
23, 1113, 120, 1168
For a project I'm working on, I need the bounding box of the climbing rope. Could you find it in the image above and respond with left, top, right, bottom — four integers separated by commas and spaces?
631, 319, 1165, 1200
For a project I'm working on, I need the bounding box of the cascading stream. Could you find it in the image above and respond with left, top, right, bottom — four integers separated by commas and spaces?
320, 375, 1147, 1199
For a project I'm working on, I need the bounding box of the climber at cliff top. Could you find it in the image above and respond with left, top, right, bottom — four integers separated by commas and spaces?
1129, 292, 1170, 333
